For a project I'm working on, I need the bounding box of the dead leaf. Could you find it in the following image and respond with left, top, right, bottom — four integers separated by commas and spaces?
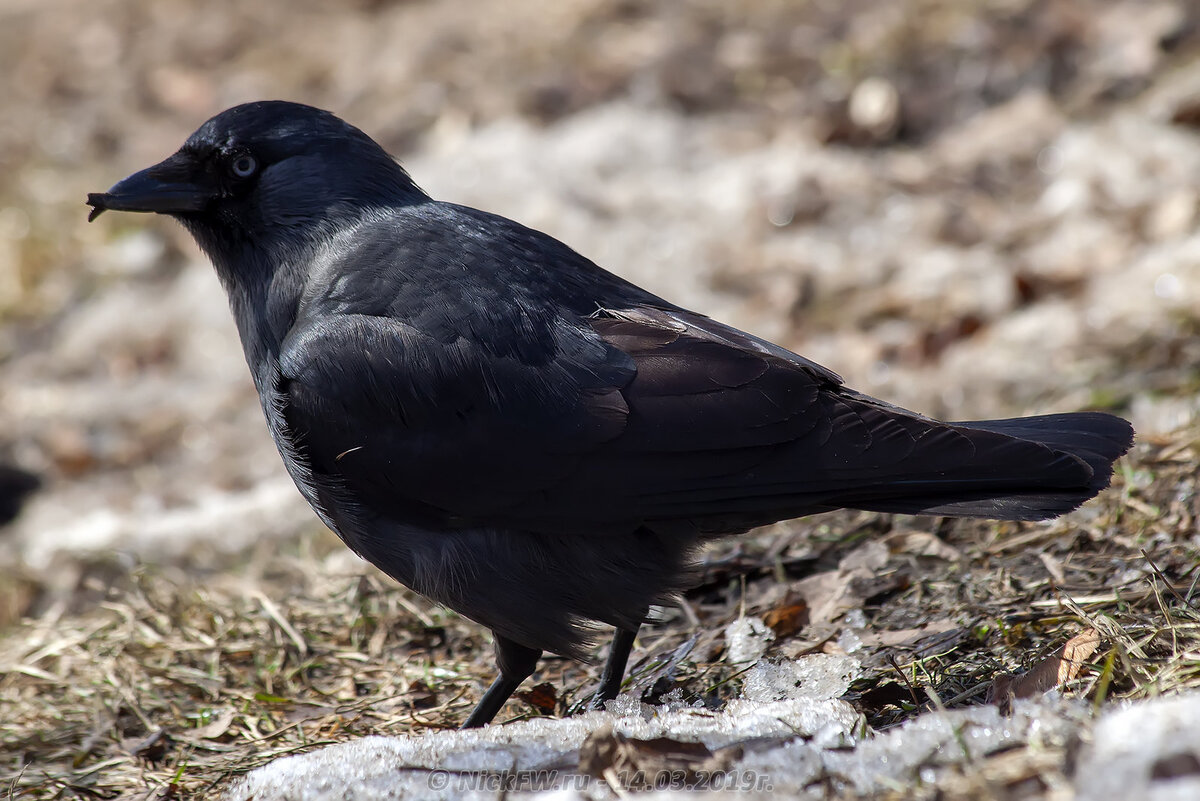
1171, 98, 1200, 129
840, 539, 889, 573
990, 628, 1102, 713
858, 619, 959, 648
884, 530, 961, 561
284, 703, 337, 724
1059, 628, 1101, 681
515, 681, 557, 715
794, 540, 891, 627
762, 592, 809, 639
579, 725, 742, 791
187, 709, 235, 741
405, 679, 439, 710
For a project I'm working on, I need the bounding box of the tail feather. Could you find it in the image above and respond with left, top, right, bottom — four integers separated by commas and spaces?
954, 412, 1133, 489
849, 411, 1134, 521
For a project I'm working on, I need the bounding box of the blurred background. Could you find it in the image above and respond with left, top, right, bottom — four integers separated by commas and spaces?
1, 0, 1198, 622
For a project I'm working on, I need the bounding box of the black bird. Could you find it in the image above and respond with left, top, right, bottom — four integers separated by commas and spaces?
0, 463, 39, 526
87, 101, 1133, 727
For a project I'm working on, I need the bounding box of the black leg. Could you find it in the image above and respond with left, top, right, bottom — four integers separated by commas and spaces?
461, 633, 541, 728
589, 625, 639, 711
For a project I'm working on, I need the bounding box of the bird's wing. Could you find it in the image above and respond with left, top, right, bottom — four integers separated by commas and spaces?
542, 305, 967, 530
566, 307, 1106, 530
275, 301, 641, 525
275, 292, 969, 535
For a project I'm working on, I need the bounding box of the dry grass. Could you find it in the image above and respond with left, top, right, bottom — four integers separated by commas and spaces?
1, 421, 1196, 800
855, 426, 1200, 714
0, 534, 495, 798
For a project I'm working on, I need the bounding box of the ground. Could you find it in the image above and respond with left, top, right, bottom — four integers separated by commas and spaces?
1, 0, 1199, 798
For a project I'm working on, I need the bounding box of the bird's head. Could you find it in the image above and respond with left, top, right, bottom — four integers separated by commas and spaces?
87, 101, 426, 259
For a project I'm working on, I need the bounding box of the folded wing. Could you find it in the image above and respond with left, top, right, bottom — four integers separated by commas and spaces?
276, 301, 1131, 537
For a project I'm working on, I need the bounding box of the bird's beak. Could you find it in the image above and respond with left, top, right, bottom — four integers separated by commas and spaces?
87, 151, 211, 222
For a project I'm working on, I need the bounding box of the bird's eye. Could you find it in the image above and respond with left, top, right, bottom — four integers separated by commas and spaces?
229, 154, 258, 178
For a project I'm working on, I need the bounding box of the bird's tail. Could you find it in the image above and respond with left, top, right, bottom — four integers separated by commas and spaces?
834, 411, 1133, 521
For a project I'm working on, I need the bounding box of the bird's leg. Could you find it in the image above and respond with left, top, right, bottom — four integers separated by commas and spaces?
589, 625, 640, 711
461, 633, 541, 728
